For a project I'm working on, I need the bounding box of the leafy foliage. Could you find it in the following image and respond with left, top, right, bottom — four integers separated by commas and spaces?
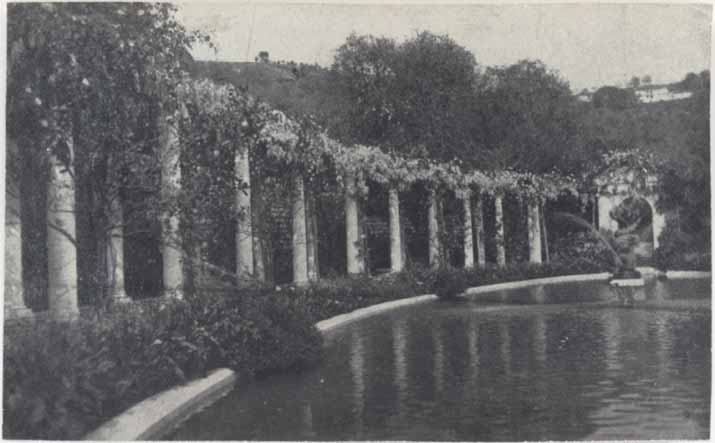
3, 293, 323, 440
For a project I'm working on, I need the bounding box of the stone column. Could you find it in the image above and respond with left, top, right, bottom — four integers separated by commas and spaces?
388, 187, 403, 273
251, 178, 266, 282
47, 137, 79, 317
306, 192, 319, 281
462, 190, 474, 268
5, 141, 32, 318
474, 192, 486, 266
345, 172, 364, 274
106, 197, 128, 301
528, 200, 542, 264
428, 188, 441, 268
495, 194, 506, 266
235, 148, 254, 278
292, 173, 308, 284
159, 109, 183, 298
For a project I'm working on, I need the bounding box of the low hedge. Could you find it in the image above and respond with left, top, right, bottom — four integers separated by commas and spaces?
3, 292, 322, 440
3, 259, 609, 439
429, 259, 608, 299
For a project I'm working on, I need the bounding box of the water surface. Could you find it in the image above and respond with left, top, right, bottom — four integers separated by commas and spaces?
168, 279, 710, 441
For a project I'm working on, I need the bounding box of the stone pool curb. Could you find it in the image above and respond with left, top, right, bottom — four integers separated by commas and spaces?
315, 293, 439, 333
84, 368, 237, 441
465, 272, 612, 295
665, 270, 711, 279
85, 269, 710, 440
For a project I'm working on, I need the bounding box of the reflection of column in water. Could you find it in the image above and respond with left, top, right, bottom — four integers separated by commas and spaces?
654, 313, 670, 380
529, 285, 547, 304
532, 313, 547, 365
432, 325, 445, 395
350, 330, 366, 432
499, 322, 512, 378
602, 310, 623, 373
301, 403, 314, 438
466, 320, 480, 393
652, 280, 668, 301
392, 319, 408, 417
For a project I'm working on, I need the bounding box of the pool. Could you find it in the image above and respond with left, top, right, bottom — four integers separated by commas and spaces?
168, 278, 710, 441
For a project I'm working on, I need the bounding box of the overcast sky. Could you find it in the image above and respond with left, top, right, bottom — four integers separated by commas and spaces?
177, 2, 712, 92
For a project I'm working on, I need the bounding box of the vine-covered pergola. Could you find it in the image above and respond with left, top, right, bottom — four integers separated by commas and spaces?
6, 77, 585, 319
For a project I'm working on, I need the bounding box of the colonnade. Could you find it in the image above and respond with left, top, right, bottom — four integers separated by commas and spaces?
5, 130, 548, 320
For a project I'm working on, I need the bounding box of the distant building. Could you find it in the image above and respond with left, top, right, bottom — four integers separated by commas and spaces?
575, 85, 692, 104
634, 86, 692, 103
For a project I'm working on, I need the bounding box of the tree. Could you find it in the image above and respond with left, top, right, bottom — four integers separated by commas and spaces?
256, 51, 270, 63
330, 33, 398, 146
628, 76, 640, 89
591, 86, 638, 110
476, 60, 581, 173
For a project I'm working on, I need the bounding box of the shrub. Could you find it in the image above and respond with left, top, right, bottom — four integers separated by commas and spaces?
432, 267, 468, 299
654, 223, 711, 271
3, 292, 323, 440
550, 231, 614, 270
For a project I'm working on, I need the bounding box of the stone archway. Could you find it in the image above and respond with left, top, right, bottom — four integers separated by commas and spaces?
596, 172, 666, 251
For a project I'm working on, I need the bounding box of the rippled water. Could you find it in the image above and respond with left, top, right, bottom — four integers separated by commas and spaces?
168, 279, 710, 441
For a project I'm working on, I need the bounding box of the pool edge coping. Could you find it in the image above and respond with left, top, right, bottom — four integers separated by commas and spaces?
84, 269, 711, 440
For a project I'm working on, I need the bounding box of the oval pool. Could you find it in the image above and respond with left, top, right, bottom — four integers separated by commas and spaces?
168, 278, 710, 441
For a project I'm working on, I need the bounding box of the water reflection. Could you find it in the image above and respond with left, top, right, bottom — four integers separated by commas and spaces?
349, 330, 366, 435
392, 319, 408, 423
169, 280, 710, 441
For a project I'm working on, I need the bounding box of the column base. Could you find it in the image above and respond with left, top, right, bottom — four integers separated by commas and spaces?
4, 304, 33, 320
163, 289, 184, 300
111, 289, 131, 303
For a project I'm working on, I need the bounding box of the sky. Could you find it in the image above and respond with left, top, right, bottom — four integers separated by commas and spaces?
177, 2, 712, 92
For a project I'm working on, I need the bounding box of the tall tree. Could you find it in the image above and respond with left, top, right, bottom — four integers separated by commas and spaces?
477, 60, 580, 173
